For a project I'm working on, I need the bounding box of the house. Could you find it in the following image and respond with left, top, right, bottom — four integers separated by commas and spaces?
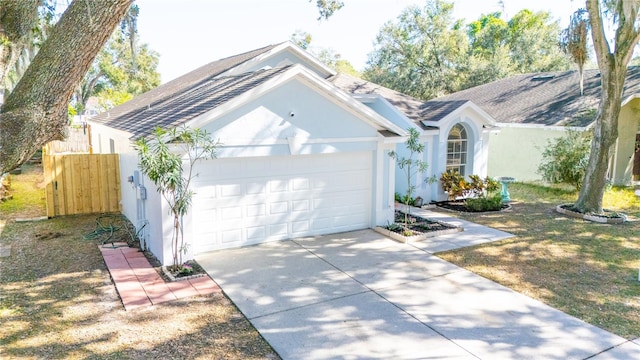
88, 42, 495, 265
330, 74, 497, 202
89, 42, 406, 264
431, 68, 640, 186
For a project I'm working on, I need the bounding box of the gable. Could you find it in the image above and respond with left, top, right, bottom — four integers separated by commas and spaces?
200, 77, 381, 141
221, 42, 335, 80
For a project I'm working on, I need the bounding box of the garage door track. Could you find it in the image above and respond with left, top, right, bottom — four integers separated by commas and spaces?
196, 229, 640, 359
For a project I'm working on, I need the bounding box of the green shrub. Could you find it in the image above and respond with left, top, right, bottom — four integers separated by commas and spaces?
465, 194, 503, 212
537, 130, 592, 190
394, 192, 416, 206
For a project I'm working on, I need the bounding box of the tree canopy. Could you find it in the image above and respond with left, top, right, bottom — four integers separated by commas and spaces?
364, 0, 571, 100
74, 7, 160, 114
290, 30, 360, 76
364, 0, 468, 100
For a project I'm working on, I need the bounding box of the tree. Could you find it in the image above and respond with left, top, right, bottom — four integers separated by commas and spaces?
561, 9, 590, 95
290, 31, 360, 76
74, 4, 159, 114
291, 30, 313, 50
464, 10, 570, 89
0, 0, 337, 175
575, 0, 640, 214
75, 23, 160, 113
136, 127, 218, 269
364, 3, 570, 99
389, 128, 431, 232
0, 0, 132, 174
365, 0, 468, 100
312, 0, 344, 20
506, 9, 570, 74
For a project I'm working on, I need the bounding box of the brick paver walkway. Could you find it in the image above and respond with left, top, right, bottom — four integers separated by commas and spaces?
100, 243, 221, 310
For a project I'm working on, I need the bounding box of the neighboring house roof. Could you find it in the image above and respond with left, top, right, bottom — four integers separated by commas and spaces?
90, 43, 280, 133
431, 67, 640, 127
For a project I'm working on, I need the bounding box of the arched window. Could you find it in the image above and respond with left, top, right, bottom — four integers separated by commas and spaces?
446, 124, 468, 175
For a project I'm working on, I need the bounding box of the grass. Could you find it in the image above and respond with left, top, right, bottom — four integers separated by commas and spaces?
0, 164, 46, 219
0, 165, 279, 359
437, 182, 640, 339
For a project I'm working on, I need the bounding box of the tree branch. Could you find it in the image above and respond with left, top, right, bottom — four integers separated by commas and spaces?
586, 0, 612, 68
0, 0, 132, 173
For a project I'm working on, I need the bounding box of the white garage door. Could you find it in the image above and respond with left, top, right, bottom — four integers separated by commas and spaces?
191, 152, 372, 253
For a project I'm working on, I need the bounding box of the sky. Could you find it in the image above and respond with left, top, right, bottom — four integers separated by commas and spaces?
134, 0, 581, 83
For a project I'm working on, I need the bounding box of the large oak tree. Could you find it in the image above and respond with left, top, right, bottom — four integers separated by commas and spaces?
575, 0, 640, 214
0, 0, 132, 174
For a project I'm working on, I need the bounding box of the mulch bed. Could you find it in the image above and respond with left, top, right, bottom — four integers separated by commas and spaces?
391, 210, 458, 234
431, 200, 510, 213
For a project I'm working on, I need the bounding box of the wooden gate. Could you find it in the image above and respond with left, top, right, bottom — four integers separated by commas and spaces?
43, 154, 121, 217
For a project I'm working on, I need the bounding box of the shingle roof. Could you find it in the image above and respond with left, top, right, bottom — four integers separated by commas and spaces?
330, 73, 471, 128
433, 67, 640, 127
330, 73, 425, 121
90, 43, 280, 136
94, 65, 292, 138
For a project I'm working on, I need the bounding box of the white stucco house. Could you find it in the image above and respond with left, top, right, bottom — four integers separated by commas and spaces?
432, 67, 640, 186
88, 42, 495, 265
330, 76, 498, 202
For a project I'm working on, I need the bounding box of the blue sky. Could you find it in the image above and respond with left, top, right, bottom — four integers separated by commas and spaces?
134, 0, 579, 83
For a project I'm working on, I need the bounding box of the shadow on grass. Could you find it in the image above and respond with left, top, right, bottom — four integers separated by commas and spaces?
438, 184, 640, 339
0, 215, 278, 360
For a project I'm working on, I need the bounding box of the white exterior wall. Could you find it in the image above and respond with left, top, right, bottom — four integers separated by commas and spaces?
393, 107, 492, 202
612, 101, 640, 186
88, 122, 173, 264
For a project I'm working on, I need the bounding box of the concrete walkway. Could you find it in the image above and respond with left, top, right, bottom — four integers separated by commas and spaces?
197, 212, 640, 359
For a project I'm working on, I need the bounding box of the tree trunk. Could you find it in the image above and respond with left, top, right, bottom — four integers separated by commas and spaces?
574, 62, 625, 213
0, 0, 132, 173
576, 0, 640, 214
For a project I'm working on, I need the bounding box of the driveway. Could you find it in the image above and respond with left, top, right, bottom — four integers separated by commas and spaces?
196, 229, 639, 359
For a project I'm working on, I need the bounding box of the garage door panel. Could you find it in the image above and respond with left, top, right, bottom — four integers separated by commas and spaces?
246, 204, 266, 217
247, 226, 266, 240
291, 178, 310, 191
292, 200, 310, 212
268, 201, 287, 214
192, 152, 372, 253
246, 182, 266, 195
269, 223, 288, 237
292, 220, 310, 234
222, 229, 242, 243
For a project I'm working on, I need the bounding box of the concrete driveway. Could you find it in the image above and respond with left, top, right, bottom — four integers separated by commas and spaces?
196, 229, 639, 359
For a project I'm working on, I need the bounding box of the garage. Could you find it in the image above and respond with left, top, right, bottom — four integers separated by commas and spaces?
190, 151, 373, 253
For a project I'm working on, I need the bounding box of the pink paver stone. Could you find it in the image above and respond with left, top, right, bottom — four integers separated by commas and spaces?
166, 280, 202, 299
100, 245, 216, 310
188, 276, 221, 296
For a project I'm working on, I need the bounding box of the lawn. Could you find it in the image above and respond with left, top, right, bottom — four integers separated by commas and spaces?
0, 165, 279, 359
437, 182, 640, 339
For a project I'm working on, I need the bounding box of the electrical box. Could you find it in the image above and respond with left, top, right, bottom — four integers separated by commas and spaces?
136, 186, 147, 200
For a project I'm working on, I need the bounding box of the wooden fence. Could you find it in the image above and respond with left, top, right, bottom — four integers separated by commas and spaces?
45, 125, 91, 154
43, 153, 121, 217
